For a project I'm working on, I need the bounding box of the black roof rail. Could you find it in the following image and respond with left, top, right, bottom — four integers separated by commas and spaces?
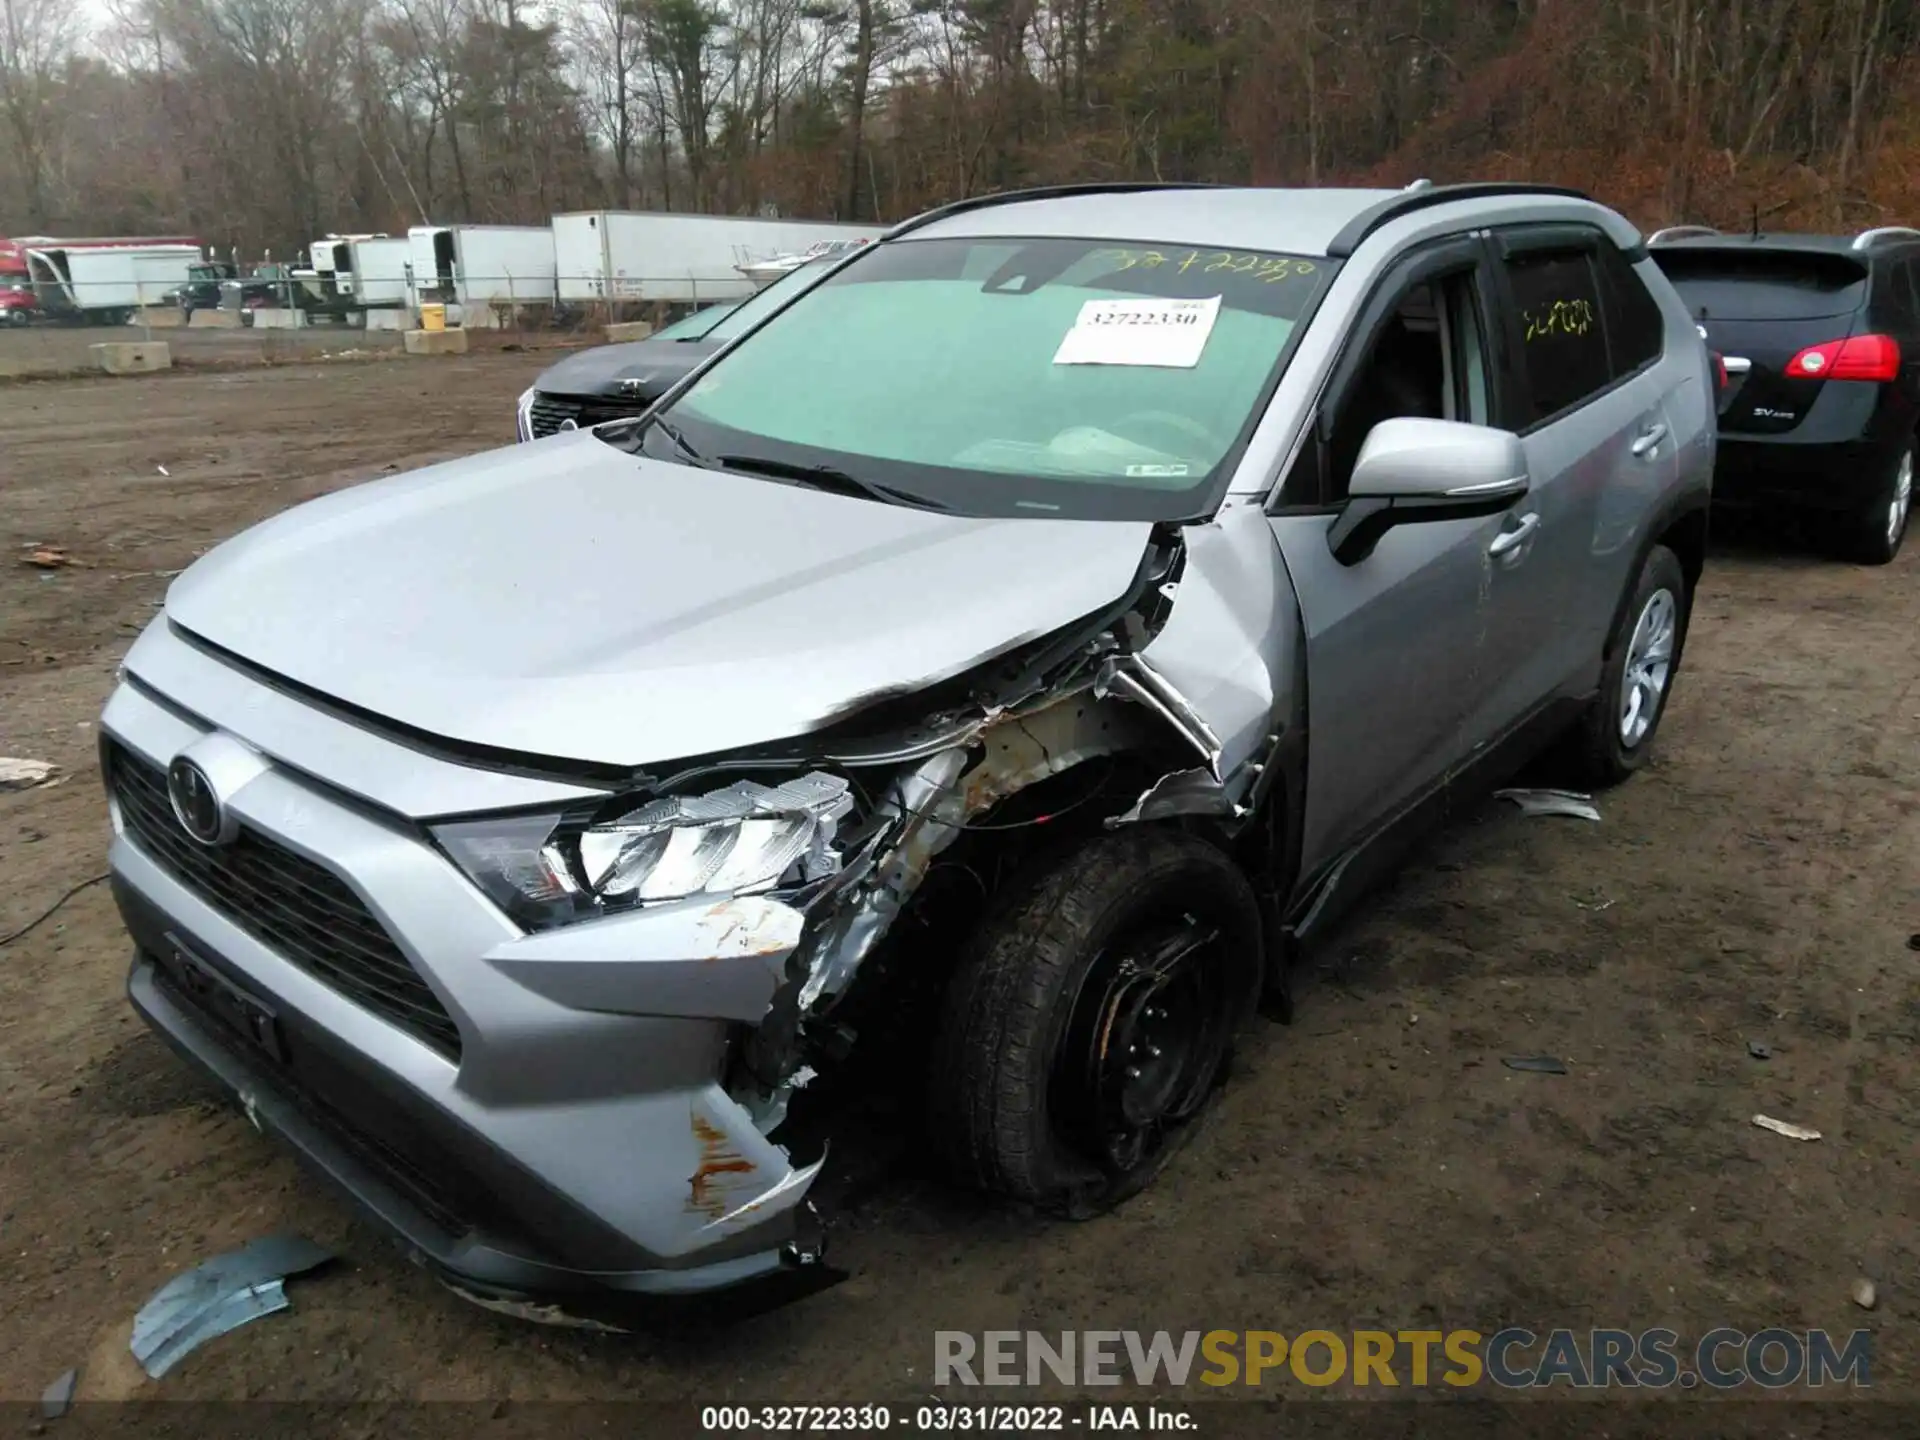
1325, 182, 1595, 259
884, 182, 1224, 241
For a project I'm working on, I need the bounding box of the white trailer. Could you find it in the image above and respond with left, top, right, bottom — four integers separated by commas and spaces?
552, 212, 885, 304
406, 224, 556, 326
24, 243, 200, 323
340, 237, 412, 306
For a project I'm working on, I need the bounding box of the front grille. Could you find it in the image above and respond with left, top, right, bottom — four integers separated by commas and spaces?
527, 391, 646, 438
109, 744, 463, 1060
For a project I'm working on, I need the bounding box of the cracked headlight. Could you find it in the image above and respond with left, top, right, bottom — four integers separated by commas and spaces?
432, 772, 854, 929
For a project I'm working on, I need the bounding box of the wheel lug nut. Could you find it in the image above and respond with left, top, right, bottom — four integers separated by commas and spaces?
1126, 1066, 1142, 1080
1147, 1044, 1162, 1058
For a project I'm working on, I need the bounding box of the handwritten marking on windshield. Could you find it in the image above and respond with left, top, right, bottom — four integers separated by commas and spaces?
1103, 249, 1317, 284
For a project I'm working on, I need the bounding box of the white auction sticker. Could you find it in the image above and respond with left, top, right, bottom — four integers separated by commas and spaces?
1053, 295, 1222, 368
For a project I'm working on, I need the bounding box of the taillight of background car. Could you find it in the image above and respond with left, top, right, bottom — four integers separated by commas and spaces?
1783, 333, 1901, 382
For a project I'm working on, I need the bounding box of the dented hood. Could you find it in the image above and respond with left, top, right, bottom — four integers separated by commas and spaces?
163, 431, 1155, 769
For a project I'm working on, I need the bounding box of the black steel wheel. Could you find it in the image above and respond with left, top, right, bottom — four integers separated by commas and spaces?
927, 829, 1263, 1216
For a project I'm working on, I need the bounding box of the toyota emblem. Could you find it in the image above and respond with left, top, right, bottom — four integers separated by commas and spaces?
167, 756, 228, 847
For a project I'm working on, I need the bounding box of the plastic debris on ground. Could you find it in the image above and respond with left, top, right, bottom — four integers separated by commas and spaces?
21, 544, 75, 569
1502, 1055, 1569, 1074
1494, 788, 1602, 822
39, 1369, 78, 1419
1751, 1114, 1821, 1142
1852, 1278, 1878, 1310
130, 1233, 336, 1379
0, 758, 59, 791
1747, 1040, 1772, 1060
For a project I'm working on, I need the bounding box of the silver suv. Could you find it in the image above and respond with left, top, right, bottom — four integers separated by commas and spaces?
102, 182, 1713, 1324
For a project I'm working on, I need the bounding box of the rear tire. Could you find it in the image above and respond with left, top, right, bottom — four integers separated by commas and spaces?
1838, 437, 1913, 565
1554, 543, 1690, 789
926, 830, 1262, 1217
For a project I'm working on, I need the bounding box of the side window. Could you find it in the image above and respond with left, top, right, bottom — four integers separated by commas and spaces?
1501, 248, 1611, 424
1595, 245, 1665, 376
1316, 269, 1494, 501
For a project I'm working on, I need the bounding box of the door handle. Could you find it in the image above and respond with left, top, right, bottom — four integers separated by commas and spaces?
1488, 512, 1540, 557
1631, 423, 1669, 457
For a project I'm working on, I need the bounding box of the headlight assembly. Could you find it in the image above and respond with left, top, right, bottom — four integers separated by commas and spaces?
432, 772, 854, 930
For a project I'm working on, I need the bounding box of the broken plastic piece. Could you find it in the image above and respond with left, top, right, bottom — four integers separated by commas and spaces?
1107, 766, 1239, 827
0, 757, 58, 791
130, 1233, 335, 1378
40, 1368, 78, 1419
1747, 1040, 1772, 1060
1502, 1055, 1568, 1074
1495, 788, 1601, 822
1752, 1113, 1821, 1141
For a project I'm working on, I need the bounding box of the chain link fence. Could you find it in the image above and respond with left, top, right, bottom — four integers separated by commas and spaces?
0, 270, 760, 378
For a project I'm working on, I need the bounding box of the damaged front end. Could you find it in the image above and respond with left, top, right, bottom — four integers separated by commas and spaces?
453, 514, 1300, 1314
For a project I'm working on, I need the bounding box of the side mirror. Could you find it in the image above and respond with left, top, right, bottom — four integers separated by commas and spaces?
1328, 417, 1530, 565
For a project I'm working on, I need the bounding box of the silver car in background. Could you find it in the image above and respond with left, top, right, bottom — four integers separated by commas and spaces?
102, 181, 1713, 1325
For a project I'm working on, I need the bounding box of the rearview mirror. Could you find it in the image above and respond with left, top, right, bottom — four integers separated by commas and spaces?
1329, 417, 1530, 565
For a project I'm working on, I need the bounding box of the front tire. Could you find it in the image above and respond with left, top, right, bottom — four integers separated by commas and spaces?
1839, 437, 1913, 565
926, 830, 1262, 1217
1557, 543, 1690, 789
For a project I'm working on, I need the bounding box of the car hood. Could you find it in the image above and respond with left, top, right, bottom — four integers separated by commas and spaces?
534, 338, 719, 398
164, 431, 1157, 770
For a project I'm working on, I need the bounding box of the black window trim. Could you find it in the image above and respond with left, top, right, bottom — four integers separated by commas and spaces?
1266, 230, 1505, 514
1490, 222, 1657, 435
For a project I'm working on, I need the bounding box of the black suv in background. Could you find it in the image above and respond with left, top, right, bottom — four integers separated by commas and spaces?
1649, 225, 1919, 563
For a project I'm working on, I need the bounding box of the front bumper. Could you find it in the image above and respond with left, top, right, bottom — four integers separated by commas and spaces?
100, 623, 840, 1323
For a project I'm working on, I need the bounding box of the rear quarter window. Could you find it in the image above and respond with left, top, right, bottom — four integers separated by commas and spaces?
1651, 249, 1869, 322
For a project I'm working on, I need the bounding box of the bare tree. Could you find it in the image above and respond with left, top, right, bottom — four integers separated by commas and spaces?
0, 0, 82, 225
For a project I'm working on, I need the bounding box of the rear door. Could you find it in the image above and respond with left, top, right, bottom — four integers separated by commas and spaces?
1652, 246, 1871, 437
1480, 226, 1676, 724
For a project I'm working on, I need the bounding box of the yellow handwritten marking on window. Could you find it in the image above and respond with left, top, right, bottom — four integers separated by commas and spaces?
1103, 249, 1317, 283
1522, 298, 1597, 342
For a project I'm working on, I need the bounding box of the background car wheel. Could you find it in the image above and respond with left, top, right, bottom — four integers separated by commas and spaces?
1554, 543, 1690, 789
926, 829, 1263, 1218
1839, 437, 1913, 565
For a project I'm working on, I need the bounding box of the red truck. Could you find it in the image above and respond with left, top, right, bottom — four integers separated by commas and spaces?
0, 240, 35, 324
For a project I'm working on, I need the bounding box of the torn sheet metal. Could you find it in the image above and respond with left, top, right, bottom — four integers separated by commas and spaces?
795, 747, 969, 1012
1495, 788, 1602, 822
1131, 506, 1299, 784
1096, 656, 1224, 780
130, 1233, 334, 1379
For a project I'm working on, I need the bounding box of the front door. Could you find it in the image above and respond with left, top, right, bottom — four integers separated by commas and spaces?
1268, 236, 1526, 881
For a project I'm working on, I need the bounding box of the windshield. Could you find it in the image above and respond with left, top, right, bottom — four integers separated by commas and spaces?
702, 260, 834, 343
646, 235, 1325, 519
652, 302, 739, 342
0, 273, 28, 292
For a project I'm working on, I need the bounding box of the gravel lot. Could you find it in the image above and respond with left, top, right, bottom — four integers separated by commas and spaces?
1, 355, 1914, 1420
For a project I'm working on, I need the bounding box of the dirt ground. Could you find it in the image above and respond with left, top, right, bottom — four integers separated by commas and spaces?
1, 355, 1915, 1416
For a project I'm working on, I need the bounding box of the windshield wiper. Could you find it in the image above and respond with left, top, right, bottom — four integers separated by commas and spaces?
646, 413, 715, 467
713, 453, 949, 511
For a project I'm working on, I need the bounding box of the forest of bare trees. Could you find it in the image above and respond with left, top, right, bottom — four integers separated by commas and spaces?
1, 0, 1917, 258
